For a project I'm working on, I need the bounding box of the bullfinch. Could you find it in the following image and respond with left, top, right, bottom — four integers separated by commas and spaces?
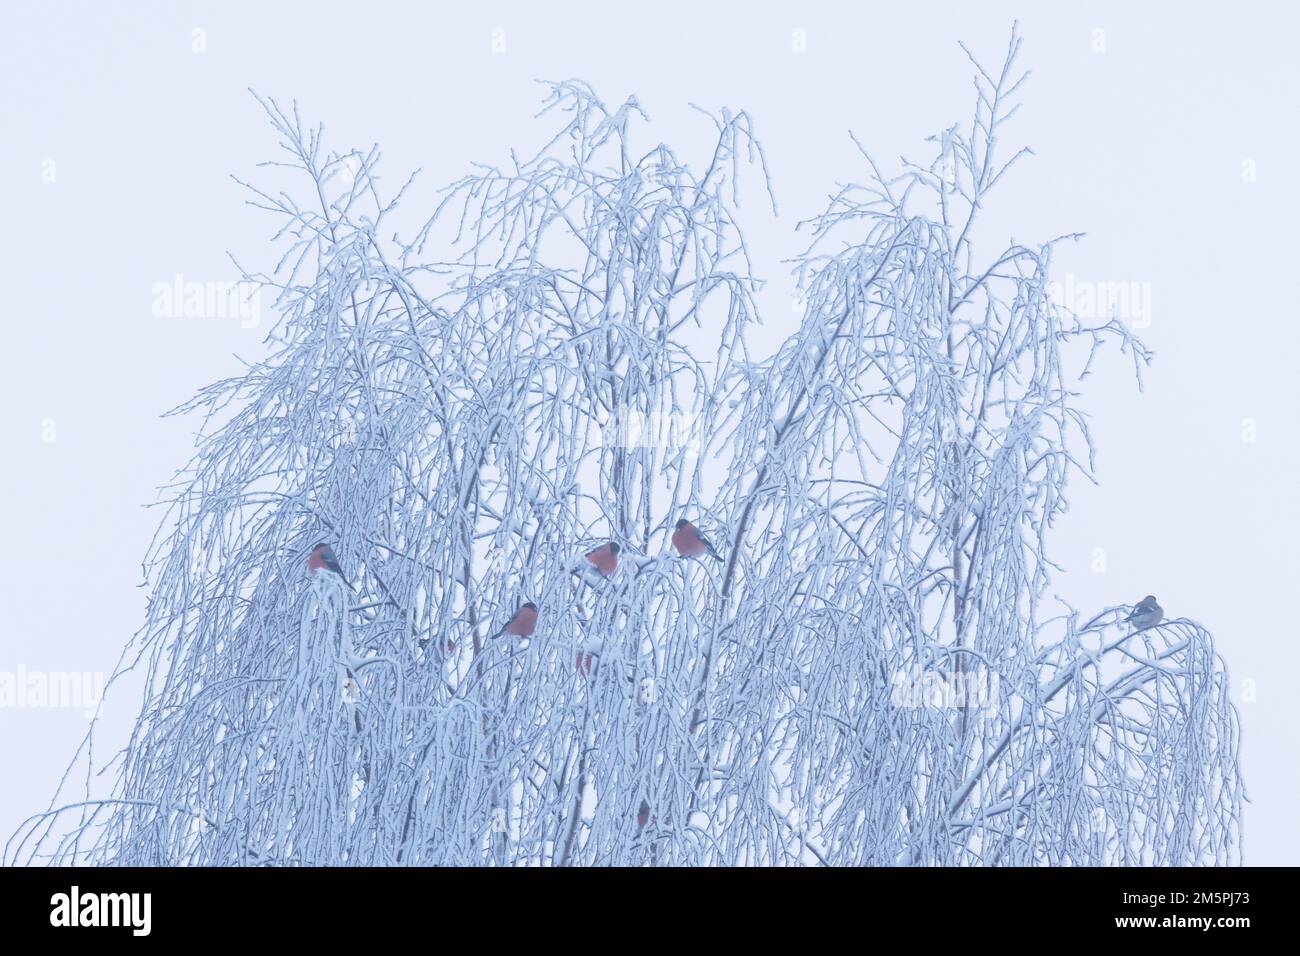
491, 602, 538, 640
672, 519, 722, 562
1124, 595, 1164, 630
573, 541, 620, 585
308, 542, 351, 586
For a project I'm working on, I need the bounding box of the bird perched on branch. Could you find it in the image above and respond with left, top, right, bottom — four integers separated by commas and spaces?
307, 542, 350, 586
575, 635, 603, 676
672, 519, 722, 562
491, 602, 538, 640
1124, 595, 1164, 630
573, 541, 620, 585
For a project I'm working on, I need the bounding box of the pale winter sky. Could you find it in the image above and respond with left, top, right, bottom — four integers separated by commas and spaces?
1, 0, 1295, 863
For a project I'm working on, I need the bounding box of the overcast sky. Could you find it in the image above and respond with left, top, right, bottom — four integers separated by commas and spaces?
2, 0, 1295, 863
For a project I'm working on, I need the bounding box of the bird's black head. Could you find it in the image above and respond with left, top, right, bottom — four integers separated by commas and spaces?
609, 542, 621, 554
1143, 594, 1157, 604
312, 542, 329, 551
522, 602, 538, 611
675, 519, 688, 530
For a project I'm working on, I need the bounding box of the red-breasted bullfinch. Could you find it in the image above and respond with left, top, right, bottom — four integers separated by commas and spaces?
637, 799, 653, 830
491, 602, 538, 640
575, 636, 602, 675
308, 542, 351, 584
573, 541, 621, 586
671, 519, 722, 562
585, 542, 620, 576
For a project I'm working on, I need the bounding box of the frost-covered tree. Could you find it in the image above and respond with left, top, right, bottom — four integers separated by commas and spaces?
9, 28, 1243, 867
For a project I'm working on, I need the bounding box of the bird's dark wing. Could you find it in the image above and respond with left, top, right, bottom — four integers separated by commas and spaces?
699, 535, 723, 561
322, 551, 353, 587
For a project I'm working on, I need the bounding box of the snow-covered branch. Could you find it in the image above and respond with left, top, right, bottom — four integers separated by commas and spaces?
8, 26, 1242, 867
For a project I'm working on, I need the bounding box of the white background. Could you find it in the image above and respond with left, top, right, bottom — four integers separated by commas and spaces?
1, 0, 1295, 863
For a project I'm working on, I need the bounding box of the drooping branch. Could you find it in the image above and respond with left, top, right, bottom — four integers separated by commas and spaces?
9, 27, 1242, 868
